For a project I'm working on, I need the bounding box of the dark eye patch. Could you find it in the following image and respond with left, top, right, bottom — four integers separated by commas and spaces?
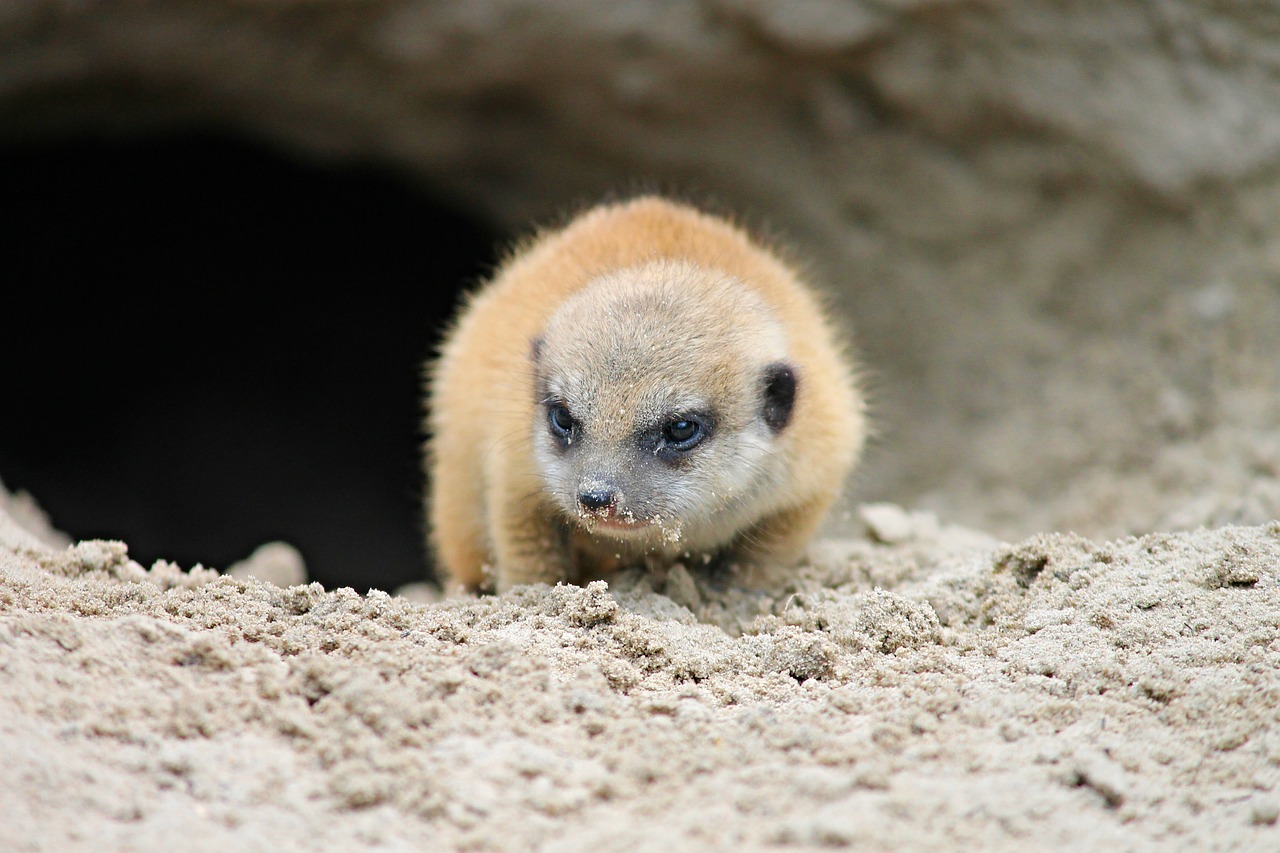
546, 401, 578, 448
636, 410, 715, 464
663, 417, 703, 448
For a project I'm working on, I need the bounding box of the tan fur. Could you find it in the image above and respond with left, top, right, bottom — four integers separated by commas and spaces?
426, 197, 865, 593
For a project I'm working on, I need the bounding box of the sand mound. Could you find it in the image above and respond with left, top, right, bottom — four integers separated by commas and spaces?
3, 496, 1277, 850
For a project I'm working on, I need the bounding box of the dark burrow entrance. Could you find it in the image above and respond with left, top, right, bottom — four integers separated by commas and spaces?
1, 133, 501, 591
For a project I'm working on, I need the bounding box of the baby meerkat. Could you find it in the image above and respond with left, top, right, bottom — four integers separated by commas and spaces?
426, 197, 865, 593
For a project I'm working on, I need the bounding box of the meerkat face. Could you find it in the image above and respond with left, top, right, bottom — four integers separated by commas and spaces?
530, 261, 799, 551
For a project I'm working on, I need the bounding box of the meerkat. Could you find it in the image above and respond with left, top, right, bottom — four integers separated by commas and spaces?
426, 196, 865, 593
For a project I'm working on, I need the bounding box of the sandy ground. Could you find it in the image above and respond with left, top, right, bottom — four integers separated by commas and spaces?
2, 483, 1278, 851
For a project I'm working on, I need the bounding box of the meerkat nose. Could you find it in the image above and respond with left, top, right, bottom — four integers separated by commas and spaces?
578, 489, 617, 512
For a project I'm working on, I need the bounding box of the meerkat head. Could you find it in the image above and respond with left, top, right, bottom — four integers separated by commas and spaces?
530, 259, 799, 552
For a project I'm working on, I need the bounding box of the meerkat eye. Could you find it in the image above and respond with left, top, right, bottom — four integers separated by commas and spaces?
547, 404, 577, 444
662, 417, 704, 450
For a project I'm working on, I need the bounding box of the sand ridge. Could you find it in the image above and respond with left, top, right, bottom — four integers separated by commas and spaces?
2, 497, 1278, 850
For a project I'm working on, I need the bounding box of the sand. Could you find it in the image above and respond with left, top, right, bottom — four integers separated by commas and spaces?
2, 487, 1278, 851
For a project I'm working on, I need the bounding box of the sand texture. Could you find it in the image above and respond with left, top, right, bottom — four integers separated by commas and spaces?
3, 496, 1278, 851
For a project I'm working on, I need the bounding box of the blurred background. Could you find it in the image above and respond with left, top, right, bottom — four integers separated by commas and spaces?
2, 2, 1278, 591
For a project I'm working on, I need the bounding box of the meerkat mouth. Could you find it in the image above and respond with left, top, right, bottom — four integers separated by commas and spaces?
576, 511, 660, 537
583, 515, 649, 531
577, 511, 690, 550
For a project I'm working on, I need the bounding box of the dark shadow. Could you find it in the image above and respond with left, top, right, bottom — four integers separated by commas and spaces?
0, 133, 502, 592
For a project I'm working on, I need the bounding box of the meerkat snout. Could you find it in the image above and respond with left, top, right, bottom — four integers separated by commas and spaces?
578, 488, 616, 512
576, 478, 629, 520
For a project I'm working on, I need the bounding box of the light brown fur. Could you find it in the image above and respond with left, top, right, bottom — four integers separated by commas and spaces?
426, 197, 865, 593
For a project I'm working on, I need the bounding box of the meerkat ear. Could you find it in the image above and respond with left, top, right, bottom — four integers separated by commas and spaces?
530, 337, 549, 400
761, 362, 797, 433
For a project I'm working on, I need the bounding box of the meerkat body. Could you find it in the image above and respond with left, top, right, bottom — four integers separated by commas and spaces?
427, 197, 864, 593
